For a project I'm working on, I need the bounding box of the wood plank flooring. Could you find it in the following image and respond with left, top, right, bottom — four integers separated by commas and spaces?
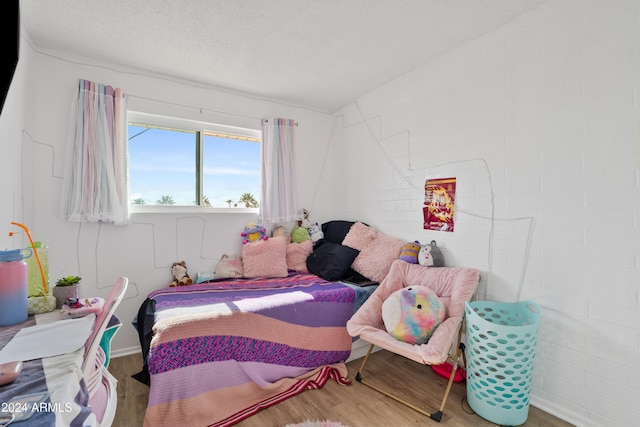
109, 350, 574, 427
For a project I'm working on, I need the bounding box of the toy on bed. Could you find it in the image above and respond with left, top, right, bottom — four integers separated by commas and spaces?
291, 226, 310, 242
272, 224, 291, 242
215, 254, 243, 278
296, 208, 323, 242
381, 285, 446, 344
241, 222, 268, 244
300, 208, 312, 228
169, 260, 193, 287
418, 240, 444, 267
308, 222, 324, 242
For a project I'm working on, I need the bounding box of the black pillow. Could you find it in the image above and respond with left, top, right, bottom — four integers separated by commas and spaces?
306, 242, 359, 281
321, 220, 357, 244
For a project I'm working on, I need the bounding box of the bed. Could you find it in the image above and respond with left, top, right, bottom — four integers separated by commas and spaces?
134, 221, 403, 426
135, 271, 377, 427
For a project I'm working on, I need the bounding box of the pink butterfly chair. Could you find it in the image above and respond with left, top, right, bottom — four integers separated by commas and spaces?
347, 260, 479, 422
82, 276, 129, 426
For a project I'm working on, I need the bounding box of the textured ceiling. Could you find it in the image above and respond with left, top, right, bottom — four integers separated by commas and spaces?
20, 0, 546, 112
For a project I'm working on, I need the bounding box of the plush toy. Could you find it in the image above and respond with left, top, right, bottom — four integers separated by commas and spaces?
241, 222, 268, 244
400, 241, 421, 263
381, 286, 446, 344
170, 260, 193, 287
308, 222, 324, 242
272, 224, 291, 243
300, 208, 312, 228
418, 240, 444, 267
291, 226, 311, 243
215, 254, 243, 278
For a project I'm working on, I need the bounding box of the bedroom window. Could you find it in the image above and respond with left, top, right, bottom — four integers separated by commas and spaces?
127, 112, 261, 210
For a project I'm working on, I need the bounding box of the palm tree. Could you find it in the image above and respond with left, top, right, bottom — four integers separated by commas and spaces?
156, 195, 175, 205
226, 199, 233, 208
132, 198, 146, 204
239, 193, 258, 208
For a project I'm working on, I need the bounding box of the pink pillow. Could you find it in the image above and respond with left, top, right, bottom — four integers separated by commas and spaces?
344, 224, 405, 283
242, 236, 288, 278
286, 240, 313, 272
342, 222, 377, 250
352, 232, 404, 282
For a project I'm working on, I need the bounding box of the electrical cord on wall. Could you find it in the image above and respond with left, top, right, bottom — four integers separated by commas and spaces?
324, 101, 537, 302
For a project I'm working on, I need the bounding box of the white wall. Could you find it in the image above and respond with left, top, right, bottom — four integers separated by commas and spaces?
5, 39, 335, 358
329, 1, 640, 426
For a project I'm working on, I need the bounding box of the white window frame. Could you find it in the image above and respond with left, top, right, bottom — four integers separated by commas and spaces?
127, 111, 261, 214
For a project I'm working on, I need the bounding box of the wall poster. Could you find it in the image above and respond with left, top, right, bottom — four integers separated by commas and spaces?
423, 177, 456, 232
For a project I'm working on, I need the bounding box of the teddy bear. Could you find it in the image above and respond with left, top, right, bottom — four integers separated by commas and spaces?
170, 260, 193, 287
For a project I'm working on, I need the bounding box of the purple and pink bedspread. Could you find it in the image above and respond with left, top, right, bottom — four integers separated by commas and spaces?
143, 272, 356, 427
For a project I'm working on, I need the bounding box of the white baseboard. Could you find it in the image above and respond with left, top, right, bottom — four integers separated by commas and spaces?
111, 345, 141, 359
347, 338, 379, 362
530, 395, 593, 427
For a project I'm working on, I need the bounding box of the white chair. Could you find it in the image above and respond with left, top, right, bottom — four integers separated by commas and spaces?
83, 276, 128, 426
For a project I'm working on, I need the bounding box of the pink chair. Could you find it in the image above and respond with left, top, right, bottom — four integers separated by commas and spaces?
347, 260, 479, 422
83, 276, 128, 426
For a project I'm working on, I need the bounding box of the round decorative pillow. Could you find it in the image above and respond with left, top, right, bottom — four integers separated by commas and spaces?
381, 286, 446, 344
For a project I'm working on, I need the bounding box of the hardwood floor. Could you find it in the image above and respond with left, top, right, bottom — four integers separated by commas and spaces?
109, 350, 574, 427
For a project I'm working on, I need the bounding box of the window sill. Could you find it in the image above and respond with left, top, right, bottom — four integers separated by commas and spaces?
129, 206, 259, 215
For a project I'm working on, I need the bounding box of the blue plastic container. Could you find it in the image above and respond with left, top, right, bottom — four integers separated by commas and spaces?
465, 300, 541, 426
0, 249, 31, 326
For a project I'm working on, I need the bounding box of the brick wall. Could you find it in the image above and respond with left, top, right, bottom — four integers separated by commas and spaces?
327, 1, 640, 425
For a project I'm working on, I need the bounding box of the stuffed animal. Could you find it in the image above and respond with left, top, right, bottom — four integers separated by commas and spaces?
400, 241, 421, 264
170, 260, 193, 287
418, 240, 444, 267
381, 286, 446, 344
215, 254, 243, 279
291, 226, 311, 243
272, 224, 291, 243
241, 222, 268, 244
299, 208, 311, 228
308, 222, 324, 242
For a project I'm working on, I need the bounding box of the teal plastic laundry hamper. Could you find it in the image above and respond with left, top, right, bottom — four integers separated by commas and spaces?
464, 300, 541, 426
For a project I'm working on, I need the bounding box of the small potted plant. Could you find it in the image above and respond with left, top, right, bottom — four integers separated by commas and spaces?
53, 275, 82, 309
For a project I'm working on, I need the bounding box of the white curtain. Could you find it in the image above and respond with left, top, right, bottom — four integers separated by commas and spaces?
62, 79, 129, 225
260, 118, 298, 223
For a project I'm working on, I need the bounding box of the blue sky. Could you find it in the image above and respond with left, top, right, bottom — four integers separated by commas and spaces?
128, 126, 261, 207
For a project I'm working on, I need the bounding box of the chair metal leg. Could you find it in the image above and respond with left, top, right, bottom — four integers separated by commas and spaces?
353, 322, 465, 423
355, 343, 375, 382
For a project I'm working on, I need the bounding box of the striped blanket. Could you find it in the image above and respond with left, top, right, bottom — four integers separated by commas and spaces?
143, 272, 356, 427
